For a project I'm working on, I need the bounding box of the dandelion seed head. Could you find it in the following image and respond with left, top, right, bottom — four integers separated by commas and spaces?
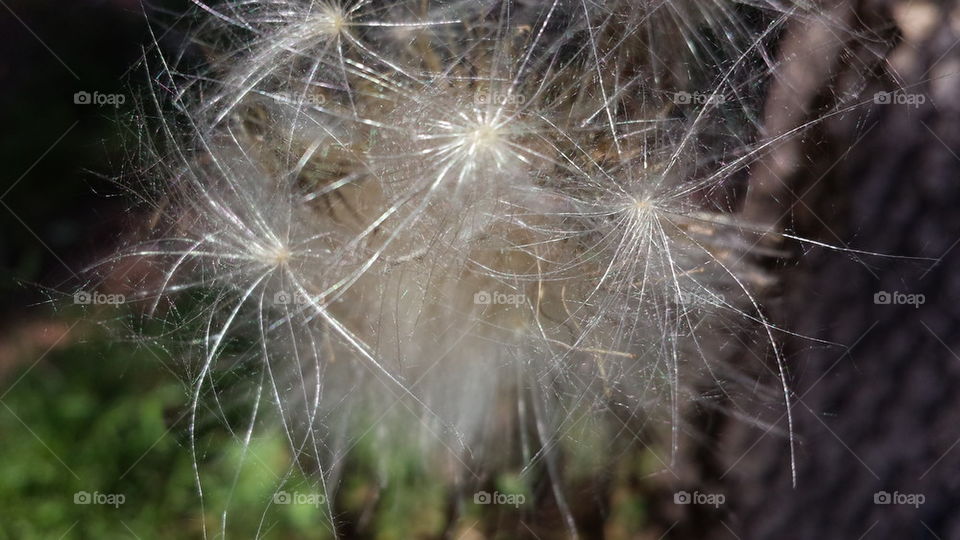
465, 122, 501, 152
310, 4, 349, 37
627, 195, 656, 215
99, 0, 893, 534
258, 243, 292, 267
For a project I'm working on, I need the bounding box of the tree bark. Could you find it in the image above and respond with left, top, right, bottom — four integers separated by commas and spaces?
711, 1, 960, 538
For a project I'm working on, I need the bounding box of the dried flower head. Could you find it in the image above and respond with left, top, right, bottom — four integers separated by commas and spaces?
98, 0, 883, 535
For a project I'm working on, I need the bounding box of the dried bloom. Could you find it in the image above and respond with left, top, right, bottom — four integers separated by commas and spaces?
99, 0, 879, 535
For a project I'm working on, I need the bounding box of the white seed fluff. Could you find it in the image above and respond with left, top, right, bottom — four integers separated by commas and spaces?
99, 0, 885, 536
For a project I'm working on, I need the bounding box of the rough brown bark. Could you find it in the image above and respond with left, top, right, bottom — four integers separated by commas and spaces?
708, 1, 960, 538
